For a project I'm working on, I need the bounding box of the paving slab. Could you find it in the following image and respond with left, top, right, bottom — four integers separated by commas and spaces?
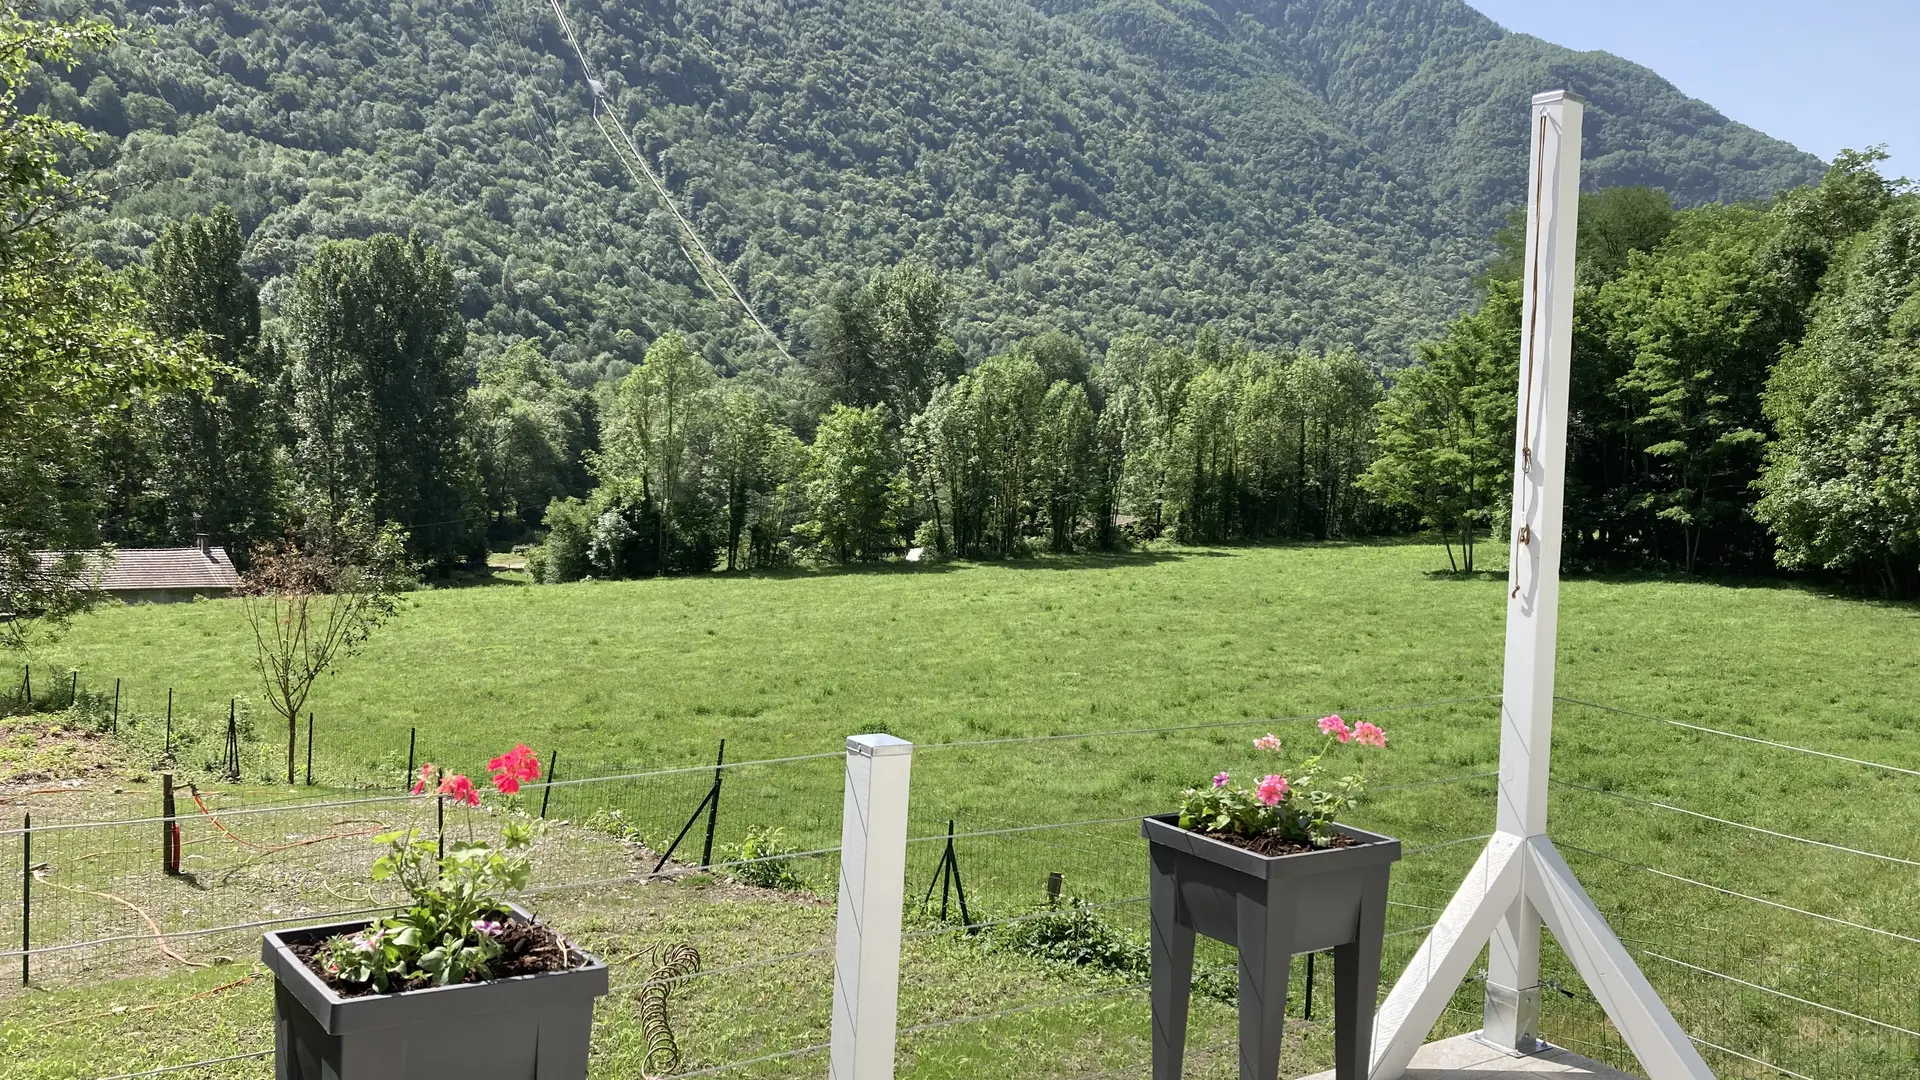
1299, 1034, 1640, 1080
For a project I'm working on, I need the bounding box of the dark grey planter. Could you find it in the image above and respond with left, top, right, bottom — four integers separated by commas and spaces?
261, 903, 608, 1080
1143, 814, 1400, 1080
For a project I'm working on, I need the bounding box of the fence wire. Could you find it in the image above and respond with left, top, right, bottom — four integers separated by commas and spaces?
8, 692, 1917, 1080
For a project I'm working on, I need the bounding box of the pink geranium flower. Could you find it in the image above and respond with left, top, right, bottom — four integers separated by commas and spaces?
1253, 733, 1282, 752
1213, 771, 1231, 788
1319, 714, 1353, 743
1255, 774, 1289, 806
1353, 721, 1388, 748
411, 763, 435, 796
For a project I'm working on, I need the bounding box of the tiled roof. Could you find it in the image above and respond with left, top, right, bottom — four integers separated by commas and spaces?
36, 547, 241, 592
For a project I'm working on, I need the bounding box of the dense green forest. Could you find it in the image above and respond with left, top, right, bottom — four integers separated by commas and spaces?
1365, 152, 1920, 588
9, 1, 1920, 638
32, 0, 1819, 378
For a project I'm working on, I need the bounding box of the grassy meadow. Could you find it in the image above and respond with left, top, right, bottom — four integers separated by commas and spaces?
5, 539, 1920, 1078
21, 539, 1920, 777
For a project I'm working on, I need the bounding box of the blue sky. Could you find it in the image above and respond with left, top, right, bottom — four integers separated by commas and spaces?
1466, 0, 1914, 185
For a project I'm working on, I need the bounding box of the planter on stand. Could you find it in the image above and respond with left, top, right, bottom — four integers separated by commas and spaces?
261, 903, 608, 1080
1143, 814, 1400, 1080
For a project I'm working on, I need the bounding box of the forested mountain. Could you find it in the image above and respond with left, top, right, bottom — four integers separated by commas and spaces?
37, 0, 1819, 380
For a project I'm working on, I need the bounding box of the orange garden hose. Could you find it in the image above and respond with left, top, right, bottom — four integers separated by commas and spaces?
30, 870, 206, 969
32, 971, 259, 1031
187, 788, 387, 853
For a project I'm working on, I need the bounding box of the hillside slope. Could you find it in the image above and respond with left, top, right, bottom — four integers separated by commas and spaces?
45, 0, 1821, 377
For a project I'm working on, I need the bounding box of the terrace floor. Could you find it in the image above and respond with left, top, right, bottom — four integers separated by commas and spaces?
1301, 1035, 1638, 1080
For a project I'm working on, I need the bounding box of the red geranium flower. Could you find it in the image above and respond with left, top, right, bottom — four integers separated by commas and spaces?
438, 773, 480, 807
488, 744, 541, 794
411, 763, 435, 796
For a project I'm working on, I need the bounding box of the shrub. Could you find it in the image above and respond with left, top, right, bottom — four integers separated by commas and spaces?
539, 497, 593, 582
716, 825, 809, 891
584, 808, 647, 845
992, 899, 1147, 977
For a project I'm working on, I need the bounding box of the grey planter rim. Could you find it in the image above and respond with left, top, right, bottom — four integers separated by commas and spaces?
1141, 813, 1401, 879
261, 900, 608, 1036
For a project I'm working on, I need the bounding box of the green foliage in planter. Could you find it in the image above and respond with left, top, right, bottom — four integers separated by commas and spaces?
317, 823, 533, 991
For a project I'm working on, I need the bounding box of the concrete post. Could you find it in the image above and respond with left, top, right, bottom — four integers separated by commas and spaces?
829, 733, 914, 1080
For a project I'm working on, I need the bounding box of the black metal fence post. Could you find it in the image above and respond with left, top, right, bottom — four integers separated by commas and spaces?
161, 773, 178, 875
112, 678, 120, 734
21, 811, 31, 986
224, 698, 239, 781
538, 750, 557, 819
949, 824, 971, 927
305, 713, 314, 786
1304, 951, 1315, 1019
20, 665, 29, 707
940, 821, 955, 919
699, 739, 725, 868
920, 820, 971, 927
437, 770, 446, 860
68, 671, 77, 708
405, 728, 416, 791
164, 689, 173, 761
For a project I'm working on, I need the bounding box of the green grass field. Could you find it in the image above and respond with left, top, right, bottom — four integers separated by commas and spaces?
22, 540, 1920, 777
6, 540, 1920, 1078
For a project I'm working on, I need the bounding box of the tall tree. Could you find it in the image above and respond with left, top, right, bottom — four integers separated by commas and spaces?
288, 233, 481, 567
1100, 335, 1195, 538
597, 331, 721, 573
1601, 206, 1788, 572
468, 339, 593, 535
0, 7, 207, 646
1035, 381, 1097, 552
137, 206, 282, 555
908, 350, 1047, 556
1756, 196, 1920, 595
1363, 297, 1516, 571
713, 385, 781, 571
812, 261, 962, 420
1288, 349, 1380, 540
802, 405, 908, 563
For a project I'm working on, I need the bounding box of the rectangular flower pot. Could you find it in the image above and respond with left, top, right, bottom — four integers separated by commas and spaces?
261, 903, 608, 1080
1142, 814, 1400, 1080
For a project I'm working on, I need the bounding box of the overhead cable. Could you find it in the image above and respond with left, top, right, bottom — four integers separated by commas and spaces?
543, 0, 797, 367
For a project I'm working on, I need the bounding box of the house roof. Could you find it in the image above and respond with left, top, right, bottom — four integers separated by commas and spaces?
36, 547, 241, 593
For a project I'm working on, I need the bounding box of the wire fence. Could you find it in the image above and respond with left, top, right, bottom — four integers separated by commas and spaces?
6, 691, 1920, 1079
0, 746, 850, 991
1536, 696, 1920, 1080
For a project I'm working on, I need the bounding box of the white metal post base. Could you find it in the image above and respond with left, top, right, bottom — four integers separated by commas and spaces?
1368, 833, 1714, 1080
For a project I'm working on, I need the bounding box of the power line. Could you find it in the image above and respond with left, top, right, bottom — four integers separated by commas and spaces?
542, 0, 797, 368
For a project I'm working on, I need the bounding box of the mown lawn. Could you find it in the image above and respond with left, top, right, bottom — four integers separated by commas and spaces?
6, 539, 1920, 1078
